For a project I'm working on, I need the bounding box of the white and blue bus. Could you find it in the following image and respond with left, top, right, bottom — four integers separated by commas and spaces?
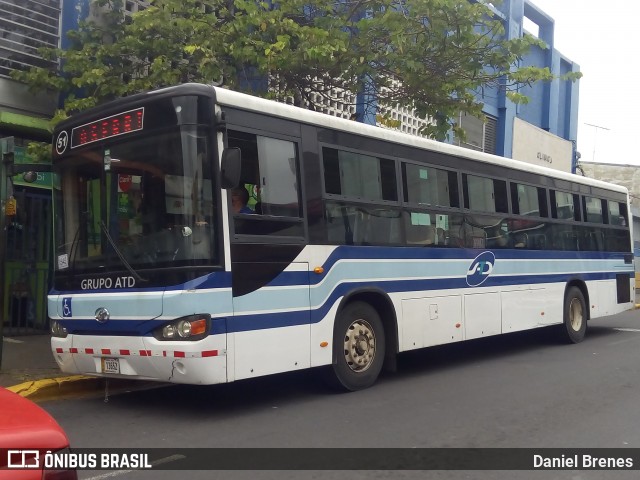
49, 83, 634, 390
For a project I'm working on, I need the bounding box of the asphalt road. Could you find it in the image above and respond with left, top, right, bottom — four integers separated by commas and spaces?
40, 309, 640, 480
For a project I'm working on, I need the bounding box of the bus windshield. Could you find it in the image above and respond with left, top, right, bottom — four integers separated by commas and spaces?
52, 126, 217, 277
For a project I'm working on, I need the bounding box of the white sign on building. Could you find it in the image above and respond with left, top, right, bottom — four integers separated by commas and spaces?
511, 117, 573, 173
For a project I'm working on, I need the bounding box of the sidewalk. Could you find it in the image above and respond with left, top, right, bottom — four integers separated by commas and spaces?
0, 334, 62, 387
0, 335, 146, 401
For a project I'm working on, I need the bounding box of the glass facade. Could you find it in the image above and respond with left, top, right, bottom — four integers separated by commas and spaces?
0, 0, 61, 77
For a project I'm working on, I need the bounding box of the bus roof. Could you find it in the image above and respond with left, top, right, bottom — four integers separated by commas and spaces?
212, 86, 628, 196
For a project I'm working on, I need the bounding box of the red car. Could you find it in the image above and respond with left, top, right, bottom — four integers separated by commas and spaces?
0, 388, 77, 480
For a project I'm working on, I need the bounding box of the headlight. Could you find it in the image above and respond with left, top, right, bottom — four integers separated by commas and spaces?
153, 314, 210, 341
177, 320, 192, 338
50, 319, 68, 338
162, 324, 177, 339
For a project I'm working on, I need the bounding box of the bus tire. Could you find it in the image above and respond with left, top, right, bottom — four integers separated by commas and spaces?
561, 286, 587, 343
327, 301, 385, 391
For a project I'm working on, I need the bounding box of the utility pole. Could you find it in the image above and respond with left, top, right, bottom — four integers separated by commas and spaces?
0, 138, 13, 369
584, 122, 610, 163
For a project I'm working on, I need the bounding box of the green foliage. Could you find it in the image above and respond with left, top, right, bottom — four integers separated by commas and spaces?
12, 0, 580, 144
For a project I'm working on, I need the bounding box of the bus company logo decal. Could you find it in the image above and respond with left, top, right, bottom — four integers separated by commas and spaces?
466, 251, 495, 287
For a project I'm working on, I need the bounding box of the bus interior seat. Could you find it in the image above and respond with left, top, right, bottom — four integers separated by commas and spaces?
513, 233, 527, 248
463, 225, 486, 249
529, 233, 546, 250
406, 224, 436, 246
446, 228, 464, 247
469, 235, 486, 249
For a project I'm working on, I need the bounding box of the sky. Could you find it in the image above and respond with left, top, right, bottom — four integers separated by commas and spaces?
527, 0, 640, 166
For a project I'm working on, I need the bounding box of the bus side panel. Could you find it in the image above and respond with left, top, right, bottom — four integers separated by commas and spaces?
308, 246, 341, 368
310, 299, 340, 368
588, 278, 634, 318
232, 325, 310, 380
400, 295, 463, 350
464, 291, 501, 339
501, 287, 547, 333
231, 262, 311, 380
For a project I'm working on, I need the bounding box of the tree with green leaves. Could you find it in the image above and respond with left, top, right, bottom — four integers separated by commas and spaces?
13, 0, 580, 146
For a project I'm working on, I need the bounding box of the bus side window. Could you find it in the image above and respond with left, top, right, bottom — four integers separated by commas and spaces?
359, 208, 402, 245
405, 212, 435, 246
254, 136, 300, 217
228, 130, 301, 219
326, 203, 359, 245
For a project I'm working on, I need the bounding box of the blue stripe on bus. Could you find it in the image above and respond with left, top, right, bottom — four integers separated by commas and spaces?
267, 247, 629, 287
320, 245, 622, 265
60, 269, 628, 336
49, 248, 628, 294
231, 269, 624, 332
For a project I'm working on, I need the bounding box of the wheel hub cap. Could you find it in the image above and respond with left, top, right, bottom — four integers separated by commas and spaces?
344, 319, 376, 372
569, 298, 583, 331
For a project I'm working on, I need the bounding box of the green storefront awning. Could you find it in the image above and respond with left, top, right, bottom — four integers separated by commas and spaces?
0, 111, 51, 138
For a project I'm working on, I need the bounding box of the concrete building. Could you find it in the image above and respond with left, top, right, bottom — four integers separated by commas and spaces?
0, 0, 63, 335
0, 0, 580, 333
456, 0, 581, 173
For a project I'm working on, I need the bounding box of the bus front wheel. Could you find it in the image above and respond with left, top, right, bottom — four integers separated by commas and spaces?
327, 301, 385, 391
561, 287, 587, 343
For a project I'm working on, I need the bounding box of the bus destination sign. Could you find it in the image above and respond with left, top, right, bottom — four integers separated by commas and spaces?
71, 107, 144, 149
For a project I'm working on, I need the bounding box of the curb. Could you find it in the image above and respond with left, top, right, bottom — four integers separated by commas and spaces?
6, 375, 147, 402
8, 375, 105, 401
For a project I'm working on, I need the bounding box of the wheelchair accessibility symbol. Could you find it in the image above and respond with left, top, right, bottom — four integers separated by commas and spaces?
62, 297, 72, 318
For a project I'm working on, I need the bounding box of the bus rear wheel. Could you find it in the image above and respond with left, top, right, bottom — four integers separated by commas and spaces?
327, 301, 385, 391
561, 286, 587, 343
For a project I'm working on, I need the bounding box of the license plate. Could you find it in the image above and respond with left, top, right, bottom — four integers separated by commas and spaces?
101, 357, 120, 374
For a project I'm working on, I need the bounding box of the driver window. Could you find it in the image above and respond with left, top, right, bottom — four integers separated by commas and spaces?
227, 129, 304, 239
227, 130, 301, 218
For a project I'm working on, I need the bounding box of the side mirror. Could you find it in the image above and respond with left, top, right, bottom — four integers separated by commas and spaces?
220, 147, 241, 189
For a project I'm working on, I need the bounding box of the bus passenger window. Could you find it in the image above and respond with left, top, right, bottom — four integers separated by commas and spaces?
404, 212, 444, 246
406, 221, 436, 246
551, 191, 580, 221
326, 203, 401, 245
462, 174, 507, 213
510, 183, 547, 217
609, 201, 628, 226
583, 196, 605, 223
402, 163, 459, 208
323, 147, 397, 202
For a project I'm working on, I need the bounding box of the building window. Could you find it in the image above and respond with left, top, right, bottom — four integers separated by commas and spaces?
0, 0, 61, 77
454, 112, 497, 154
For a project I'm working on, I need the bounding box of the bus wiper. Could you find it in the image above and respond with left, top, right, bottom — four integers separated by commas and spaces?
100, 221, 147, 283
67, 225, 80, 274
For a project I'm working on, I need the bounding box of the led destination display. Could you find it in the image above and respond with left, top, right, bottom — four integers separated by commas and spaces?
71, 107, 144, 148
